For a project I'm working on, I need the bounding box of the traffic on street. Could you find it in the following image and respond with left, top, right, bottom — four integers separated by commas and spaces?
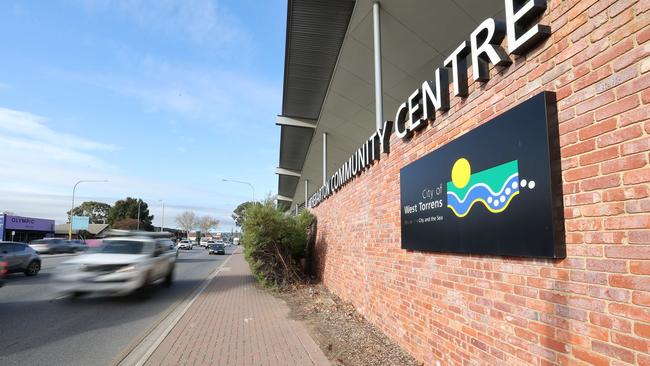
0, 241, 234, 366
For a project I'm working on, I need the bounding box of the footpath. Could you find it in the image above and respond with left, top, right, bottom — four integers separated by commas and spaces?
140, 247, 330, 366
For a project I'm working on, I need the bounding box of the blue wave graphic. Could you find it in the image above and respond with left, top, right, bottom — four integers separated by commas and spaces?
447, 175, 520, 216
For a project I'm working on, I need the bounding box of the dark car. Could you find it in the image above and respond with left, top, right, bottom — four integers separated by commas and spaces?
208, 243, 225, 255
66, 240, 87, 252
29, 238, 71, 254
0, 241, 41, 276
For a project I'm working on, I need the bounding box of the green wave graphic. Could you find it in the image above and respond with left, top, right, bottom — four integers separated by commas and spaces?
447, 160, 519, 201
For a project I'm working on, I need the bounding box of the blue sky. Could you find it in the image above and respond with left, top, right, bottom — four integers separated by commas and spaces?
0, 0, 287, 230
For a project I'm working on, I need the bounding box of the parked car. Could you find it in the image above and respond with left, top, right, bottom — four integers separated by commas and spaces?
66, 240, 88, 252
54, 230, 177, 298
29, 238, 71, 254
233, 237, 240, 246
0, 241, 42, 276
177, 240, 193, 250
0, 259, 7, 287
208, 243, 225, 255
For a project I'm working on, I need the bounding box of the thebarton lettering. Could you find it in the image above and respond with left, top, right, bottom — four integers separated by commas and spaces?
308, 0, 550, 208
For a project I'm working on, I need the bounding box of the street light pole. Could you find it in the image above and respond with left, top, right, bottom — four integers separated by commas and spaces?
70, 179, 109, 240
136, 199, 142, 231
222, 178, 255, 202
159, 200, 165, 232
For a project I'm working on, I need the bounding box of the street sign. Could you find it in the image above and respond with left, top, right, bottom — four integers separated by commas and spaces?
72, 216, 90, 230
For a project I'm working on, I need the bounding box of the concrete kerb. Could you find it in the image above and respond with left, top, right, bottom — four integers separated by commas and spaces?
113, 248, 239, 366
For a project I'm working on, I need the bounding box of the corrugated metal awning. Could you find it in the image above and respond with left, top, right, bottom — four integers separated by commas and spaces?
276, 0, 356, 206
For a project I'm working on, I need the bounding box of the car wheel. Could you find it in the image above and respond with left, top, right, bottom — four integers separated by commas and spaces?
164, 267, 174, 287
25, 261, 40, 276
135, 273, 154, 299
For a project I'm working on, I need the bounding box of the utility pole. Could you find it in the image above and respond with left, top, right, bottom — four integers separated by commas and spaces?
136, 199, 142, 230
159, 200, 165, 232
70, 179, 108, 239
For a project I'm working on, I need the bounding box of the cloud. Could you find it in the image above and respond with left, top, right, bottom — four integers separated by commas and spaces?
46, 58, 281, 129
0, 107, 118, 152
76, 0, 250, 49
0, 107, 119, 194
0, 107, 246, 230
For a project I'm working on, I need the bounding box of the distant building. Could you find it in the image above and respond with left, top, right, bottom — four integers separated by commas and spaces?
54, 223, 110, 239
0, 214, 55, 242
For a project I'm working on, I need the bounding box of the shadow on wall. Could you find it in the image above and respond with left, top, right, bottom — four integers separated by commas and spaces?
307, 218, 328, 280
547, 92, 567, 257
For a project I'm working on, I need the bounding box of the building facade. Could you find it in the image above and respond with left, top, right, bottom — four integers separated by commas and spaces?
0, 214, 55, 242
276, 0, 649, 365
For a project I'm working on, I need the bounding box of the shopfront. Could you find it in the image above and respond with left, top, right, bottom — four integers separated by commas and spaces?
276, 0, 650, 365
0, 214, 55, 243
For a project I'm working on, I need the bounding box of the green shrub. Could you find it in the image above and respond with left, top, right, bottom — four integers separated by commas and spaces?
241, 200, 314, 288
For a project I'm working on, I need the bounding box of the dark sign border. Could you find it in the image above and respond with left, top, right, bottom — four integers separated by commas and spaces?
400, 91, 565, 258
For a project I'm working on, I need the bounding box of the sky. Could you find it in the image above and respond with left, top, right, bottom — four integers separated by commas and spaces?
0, 0, 287, 231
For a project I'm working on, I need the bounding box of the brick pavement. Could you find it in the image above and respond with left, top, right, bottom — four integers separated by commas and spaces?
144, 248, 330, 366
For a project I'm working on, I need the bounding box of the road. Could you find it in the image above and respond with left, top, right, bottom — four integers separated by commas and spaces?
0, 246, 234, 366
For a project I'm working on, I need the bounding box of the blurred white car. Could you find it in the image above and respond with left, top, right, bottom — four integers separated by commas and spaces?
177, 240, 192, 250
54, 232, 176, 297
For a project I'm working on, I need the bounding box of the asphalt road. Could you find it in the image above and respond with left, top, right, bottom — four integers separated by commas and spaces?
0, 246, 234, 366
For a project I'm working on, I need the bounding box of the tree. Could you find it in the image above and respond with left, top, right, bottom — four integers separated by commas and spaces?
67, 201, 112, 224
241, 199, 315, 288
175, 211, 197, 238
197, 215, 220, 234
108, 197, 153, 230
232, 201, 256, 227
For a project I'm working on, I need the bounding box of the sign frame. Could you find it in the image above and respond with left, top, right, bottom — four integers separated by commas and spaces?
399, 91, 564, 259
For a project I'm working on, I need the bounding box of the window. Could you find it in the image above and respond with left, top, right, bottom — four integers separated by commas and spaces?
0, 244, 12, 253
12, 244, 26, 252
160, 240, 175, 251
97, 240, 146, 254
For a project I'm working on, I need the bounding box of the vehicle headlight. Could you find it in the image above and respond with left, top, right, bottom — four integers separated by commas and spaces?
115, 265, 136, 273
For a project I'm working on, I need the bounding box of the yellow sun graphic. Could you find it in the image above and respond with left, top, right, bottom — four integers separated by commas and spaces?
451, 158, 471, 189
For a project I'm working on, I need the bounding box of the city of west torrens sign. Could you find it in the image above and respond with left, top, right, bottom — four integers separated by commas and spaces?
308, 0, 550, 208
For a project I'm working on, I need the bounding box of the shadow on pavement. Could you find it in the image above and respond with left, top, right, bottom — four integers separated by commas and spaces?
2, 272, 53, 285
0, 278, 204, 358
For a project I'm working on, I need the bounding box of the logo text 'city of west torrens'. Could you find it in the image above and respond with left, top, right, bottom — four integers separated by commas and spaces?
308, 0, 550, 208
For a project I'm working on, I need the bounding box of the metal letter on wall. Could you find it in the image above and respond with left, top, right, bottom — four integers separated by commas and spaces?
399, 92, 563, 258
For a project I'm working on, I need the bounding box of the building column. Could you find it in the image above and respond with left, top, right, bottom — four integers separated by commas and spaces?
373, 1, 384, 131
322, 132, 328, 185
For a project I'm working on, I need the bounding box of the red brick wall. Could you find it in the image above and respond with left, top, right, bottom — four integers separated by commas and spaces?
311, 1, 650, 365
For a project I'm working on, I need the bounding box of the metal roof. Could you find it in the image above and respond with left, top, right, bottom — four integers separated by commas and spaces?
278, 122, 315, 171
282, 0, 356, 119
277, 0, 507, 210
55, 223, 110, 235
277, 0, 356, 204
